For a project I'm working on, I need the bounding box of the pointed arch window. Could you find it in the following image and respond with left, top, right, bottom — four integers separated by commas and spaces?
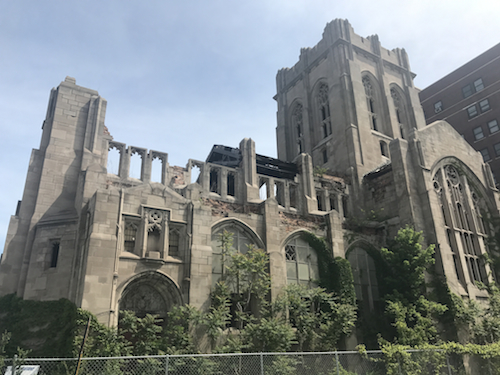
363, 76, 379, 132
391, 88, 406, 139
433, 165, 489, 286
317, 83, 332, 139
284, 235, 319, 286
292, 102, 304, 155
347, 247, 379, 311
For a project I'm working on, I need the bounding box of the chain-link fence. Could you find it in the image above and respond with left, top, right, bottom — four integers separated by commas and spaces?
2, 350, 500, 375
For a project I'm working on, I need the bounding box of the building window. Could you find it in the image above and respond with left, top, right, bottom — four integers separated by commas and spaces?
474, 78, 485, 92
169, 229, 180, 257
494, 143, 500, 157
285, 235, 319, 286
480, 148, 491, 162
50, 241, 60, 268
467, 105, 478, 119
124, 222, 138, 253
211, 224, 257, 287
433, 165, 489, 286
363, 76, 379, 131
347, 247, 379, 311
380, 141, 388, 157
317, 190, 324, 211
434, 101, 443, 113
473, 126, 484, 141
292, 102, 304, 155
322, 149, 328, 164
462, 84, 473, 98
391, 88, 407, 139
488, 119, 499, 134
479, 99, 490, 113
317, 83, 332, 139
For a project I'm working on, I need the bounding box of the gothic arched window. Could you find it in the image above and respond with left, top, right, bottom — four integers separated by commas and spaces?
211, 222, 259, 287
317, 83, 332, 139
285, 235, 319, 286
433, 165, 489, 286
347, 247, 379, 311
363, 76, 379, 132
292, 102, 304, 155
391, 87, 407, 139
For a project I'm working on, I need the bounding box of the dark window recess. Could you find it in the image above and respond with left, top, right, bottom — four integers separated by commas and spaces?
329, 194, 337, 211
342, 196, 349, 217
210, 169, 219, 193
289, 184, 297, 208
227, 173, 235, 196
50, 242, 60, 268
317, 191, 324, 211
380, 141, 388, 157
322, 149, 328, 163
434, 101, 443, 113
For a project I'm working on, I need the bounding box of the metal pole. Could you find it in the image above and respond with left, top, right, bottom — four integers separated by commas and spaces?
164, 354, 169, 375
260, 353, 264, 375
74, 316, 91, 375
13, 355, 17, 375
336, 351, 339, 375
446, 355, 452, 375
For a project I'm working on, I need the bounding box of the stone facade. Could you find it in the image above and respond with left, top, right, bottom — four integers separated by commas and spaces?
1, 20, 499, 333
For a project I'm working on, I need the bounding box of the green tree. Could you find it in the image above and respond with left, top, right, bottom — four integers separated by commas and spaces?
380, 226, 447, 346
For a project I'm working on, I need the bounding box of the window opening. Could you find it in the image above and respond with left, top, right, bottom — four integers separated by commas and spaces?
259, 179, 268, 200
348, 248, 379, 311
289, 183, 297, 209
480, 99, 490, 113
285, 236, 319, 286
380, 141, 388, 157
151, 156, 163, 183
210, 169, 220, 194
329, 194, 337, 211
488, 120, 499, 134
169, 229, 180, 257
227, 173, 235, 196
275, 181, 284, 206
342, 196, 348, 217
494, 143, 500, 157
433, 165, 489, 286
191, 165, 201, 184
50, 241, 60, 268
473, 126, 485, 141
124, 222, 138, 253
129, 151, 143, 179
317, 83, 332, 138
467, 105, 478, 119
434, 101, 443, 113
317, 190, 324, 211
322, 149, 328, 164
462, 84, 473, 98
107, 146, 121, 175
474, 78, 484, 92
480, 148, 491, 162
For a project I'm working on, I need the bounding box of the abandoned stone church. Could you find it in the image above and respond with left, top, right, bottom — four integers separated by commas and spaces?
1, 19, 498, 333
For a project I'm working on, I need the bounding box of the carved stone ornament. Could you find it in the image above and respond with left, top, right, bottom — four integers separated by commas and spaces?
445, 165, 459, 186
362, 76, 373, 97
146, 209, 164, 232
318, 83, 329, 105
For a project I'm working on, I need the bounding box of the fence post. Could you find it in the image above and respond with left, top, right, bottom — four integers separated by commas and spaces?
335, 351, 339, 375
260, 353, 264, 375
164, 354, 169, 375
13, 355, 17, 375
446, 355, 452, 375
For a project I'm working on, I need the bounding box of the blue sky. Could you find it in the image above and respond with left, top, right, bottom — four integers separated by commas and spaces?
1, 0, 500, 253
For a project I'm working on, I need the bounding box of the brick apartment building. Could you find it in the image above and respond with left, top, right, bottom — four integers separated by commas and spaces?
419, 43, 500, 184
